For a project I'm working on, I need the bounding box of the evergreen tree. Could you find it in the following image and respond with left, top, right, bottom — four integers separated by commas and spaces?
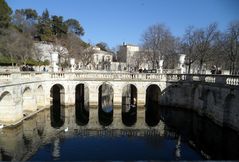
65, 18, 84, 36
36, 9, 53, 42
51, 15, 67, 38
0, 0, 12, 29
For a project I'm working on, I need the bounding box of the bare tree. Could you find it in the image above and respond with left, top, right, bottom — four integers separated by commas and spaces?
0, 28, 33, 66
51, 38, 69, 67
194, 23, 219, 73
181, 26, 198, 73
78, 46, 95, 68
221, 21, 239, 74
141, 23, 177, 69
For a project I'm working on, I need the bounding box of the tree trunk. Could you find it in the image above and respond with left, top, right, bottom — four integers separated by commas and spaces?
199, 59, 203, 74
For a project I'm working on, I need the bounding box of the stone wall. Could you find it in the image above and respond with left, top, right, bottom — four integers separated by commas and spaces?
160, 81, 239, 132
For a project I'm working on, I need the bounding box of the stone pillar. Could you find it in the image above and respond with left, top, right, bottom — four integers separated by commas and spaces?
158, 59, 164, 73
135, 105, 146, 128
88, 106, 99, 129
87, 84, 99, 128
64, 84, 75, 106
178, 54, 186, 74
136, 87, 146, 127
112, 106, 122, 128
113, 83, 123, 106
88, 85, 98, 106
22, 96, 37, 112
70, 58, 75, 72
51, 52, 59, 72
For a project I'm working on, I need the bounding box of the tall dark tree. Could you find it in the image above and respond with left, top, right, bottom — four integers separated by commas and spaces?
12, 9, 38, 34
36, 9, 53, 42
51, 15, 67, 39
65, 18, 84, 36
0, 0, 12, 29
96, 42, 109, 51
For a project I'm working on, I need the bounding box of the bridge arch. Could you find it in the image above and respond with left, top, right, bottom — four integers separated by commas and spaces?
22, 87, 36, 113
202, 89, 216, 115
75, 83, 89, 125
122, 84, 137, 126
36, 85, 45, 107
145, 84, 161, 126
0, 91, 15, 123
98, 82, 114, 126
223, 94, 238, 127
50, 84, 65, 128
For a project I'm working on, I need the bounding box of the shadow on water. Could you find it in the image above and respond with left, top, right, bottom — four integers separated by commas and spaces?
50, 84, 64, 128
146, 85, 161, 126
75, 84, 89, 125
50, 104, 64, 128
160, 106, 239, 160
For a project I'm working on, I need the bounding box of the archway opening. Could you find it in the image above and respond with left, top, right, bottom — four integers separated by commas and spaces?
50, 84, 65, 128
122, 84, 137, 126
223, 94, 235, 127
22, 87, 36, 113
145, 84, 161, 126
75, 84, 89, 125
36, 85, 45, 107
98, 83, 113, 126
0, 92, 14, 123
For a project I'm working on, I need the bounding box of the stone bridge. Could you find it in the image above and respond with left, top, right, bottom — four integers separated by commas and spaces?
0, 71, 238, 131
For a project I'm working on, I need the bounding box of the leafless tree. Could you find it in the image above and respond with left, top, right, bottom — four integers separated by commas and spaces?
0, 28, 33, 66
194, 23, 219, 73
221, 21, 239, 74
141, 23, 177, 69
181, 26, 198, 73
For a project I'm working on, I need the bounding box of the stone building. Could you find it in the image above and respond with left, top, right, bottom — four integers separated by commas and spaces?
92, 47, 113, 70
118, 43, 140, 70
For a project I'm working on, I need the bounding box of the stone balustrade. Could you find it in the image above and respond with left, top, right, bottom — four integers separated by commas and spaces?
0, 72, 238, 86
0, 71, 167, 84
167, 74, 239, 86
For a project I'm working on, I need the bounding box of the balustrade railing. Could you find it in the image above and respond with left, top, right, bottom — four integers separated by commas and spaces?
0, 72, 238, 86
166, 74, 239, 86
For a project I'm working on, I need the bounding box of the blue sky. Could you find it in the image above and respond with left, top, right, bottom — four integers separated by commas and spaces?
6, 0, 239, 48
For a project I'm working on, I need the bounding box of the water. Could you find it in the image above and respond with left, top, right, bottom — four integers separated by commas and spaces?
0, 106, 238, 161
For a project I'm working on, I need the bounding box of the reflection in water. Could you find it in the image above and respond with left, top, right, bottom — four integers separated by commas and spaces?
146, 85, 161, 126
160, 106, 239, 160
52, 138, 60, 160
98, 83, 114, 126
51, 84, 64, 128
75, 84, 89, 125
122, 84, 137, 126
0, 106, 238, 161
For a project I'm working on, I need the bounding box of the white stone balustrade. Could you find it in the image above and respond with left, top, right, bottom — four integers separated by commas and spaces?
0, 72, 238, 87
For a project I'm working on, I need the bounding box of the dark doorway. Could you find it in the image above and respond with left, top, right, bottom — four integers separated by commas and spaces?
75, 84, 89, 125
50, 84, 65, 128
145, 84, 161, 126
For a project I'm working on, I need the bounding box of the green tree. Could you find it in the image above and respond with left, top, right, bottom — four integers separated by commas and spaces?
65, 18, 84, 36
51, 15, 67, 39
12, 9, 38, 34
0, 0, 12, 29
96, 42, 109, 51
36, 9, 53, 42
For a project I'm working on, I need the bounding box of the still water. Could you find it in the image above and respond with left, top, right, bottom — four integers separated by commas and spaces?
0, 106, 238, 161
